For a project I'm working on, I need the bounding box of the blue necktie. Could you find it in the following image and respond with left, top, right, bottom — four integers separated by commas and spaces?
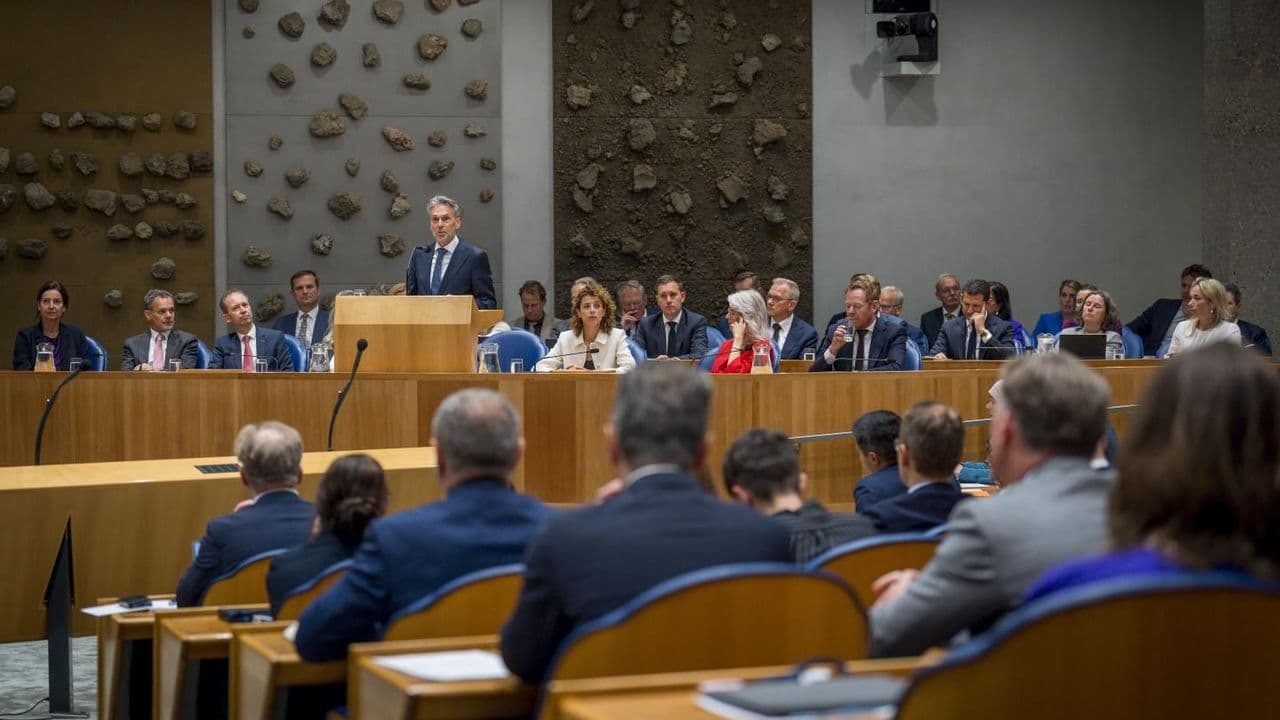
429, 247, 446, 295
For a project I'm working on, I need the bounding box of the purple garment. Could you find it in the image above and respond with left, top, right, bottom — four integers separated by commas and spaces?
1024, 547, 1185, 603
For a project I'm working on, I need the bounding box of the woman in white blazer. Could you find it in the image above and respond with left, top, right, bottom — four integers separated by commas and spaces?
536, 281, 636, 373
1166, 277, 1241, 357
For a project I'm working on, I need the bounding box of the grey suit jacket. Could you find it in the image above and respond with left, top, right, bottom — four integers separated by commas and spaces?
869, 456, 1112, 657
120, 329, 200, 371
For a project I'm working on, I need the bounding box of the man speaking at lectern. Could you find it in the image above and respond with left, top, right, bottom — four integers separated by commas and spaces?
405, 195, 497, 309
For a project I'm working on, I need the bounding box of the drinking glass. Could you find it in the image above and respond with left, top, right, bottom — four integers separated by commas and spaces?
750, 344, 773, 374
477, 343, 500, 373
34, 342, 55, 372
802, 348, 817, 363
69, 357, 83, 372
254, 358, 269, 373
1036, 333, 1055, 354
169, 359, 182, 372
509, 358, 524, 373
309, 342, 332, 372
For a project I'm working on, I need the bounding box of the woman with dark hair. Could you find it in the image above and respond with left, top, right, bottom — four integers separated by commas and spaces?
985, 282, 1030, 351
1031, 279, 1082, 338
1056, 289, 1124, 358
12, 281, 92, 370
266, 454, 389, 616
1025, 343, 1280, 601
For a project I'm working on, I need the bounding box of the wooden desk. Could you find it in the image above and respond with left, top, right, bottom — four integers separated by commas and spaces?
155, 608, 247, 720
231, 622, 345, 720
98, 606, 162, 720
0, 447, 435, 643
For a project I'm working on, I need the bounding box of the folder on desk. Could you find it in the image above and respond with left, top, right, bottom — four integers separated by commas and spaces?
696, 674, 905, 719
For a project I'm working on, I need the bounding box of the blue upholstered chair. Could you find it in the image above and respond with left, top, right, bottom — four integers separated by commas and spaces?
276, 560, 352, 621
1121, 326, 1143, 359
83, 335, 107, 371
279, 334, 306, 371
486, 329, 547, 372
194, 340, 211, 369
903, 340, 922, 370
628, 337, 647, 364
200, 549, 287, 606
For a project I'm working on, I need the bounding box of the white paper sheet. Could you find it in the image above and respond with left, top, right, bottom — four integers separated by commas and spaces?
80, 599, 177, 617
373, 650, 511, 681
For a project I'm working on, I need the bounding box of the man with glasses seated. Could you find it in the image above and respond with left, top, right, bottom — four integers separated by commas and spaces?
765, 278, 819, 360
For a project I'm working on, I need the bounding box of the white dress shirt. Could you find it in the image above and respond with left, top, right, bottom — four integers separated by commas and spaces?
825, 317, 876, 368
295, 307, 319, 346
428, 236, 461, 288
536, 327, 636, 373
771, 314, 794, 352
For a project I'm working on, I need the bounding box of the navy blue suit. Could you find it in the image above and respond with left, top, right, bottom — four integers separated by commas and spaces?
929, 315, 1016, 360
404, 238, 498, 309
1126, 298, 1181, 358
208, 327, 296, 371
633, 310, 709, 360
855, 466, 906, 513
12, 323, 92, 371
777, 317, 820, 360
919, 307, 959, 351
273, 308, 331, 347
500, 471, 792, 682
265, 531, 354, 617
862, 482, 965, 534
1237, 320, 1272, 357
176, 490, 315, 606
296, 478, 553, 661
810, 317, 908, 371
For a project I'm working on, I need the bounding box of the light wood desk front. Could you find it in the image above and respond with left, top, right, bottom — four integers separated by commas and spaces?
0, 447, 436, 642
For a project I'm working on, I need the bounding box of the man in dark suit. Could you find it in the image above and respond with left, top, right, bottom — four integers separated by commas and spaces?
120, 289, 200, 371
919, 273, 962, 349
811, 275, 908, 371
880, 286, 930, 357
208, 289, 296, 371
500, 364, 792, 682
930, 279, 1016, 360
272, 270, 330, 351
716, 271, 761, 338
1223, 283, 1271, 357
404, 195, 497, 309
852, 410, 906, 512
1127, 263, 1211, 358
863, 402, 966, 534
633, 275, 710, 360
724, 428, 874, 563
297, 389, 553, 661
176, 421, 315, 606
616, 280, 659, 339
766, 278, 819, 360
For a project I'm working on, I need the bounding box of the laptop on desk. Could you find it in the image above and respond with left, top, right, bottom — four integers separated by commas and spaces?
1058, 333, 1107, 359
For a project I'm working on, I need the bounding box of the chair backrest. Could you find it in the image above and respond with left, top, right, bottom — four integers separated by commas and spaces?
705, 326, 726, 349
382, 564, 524, 640
1121, 326, 1143, 359
895, 573, 1280, 720
83, 335, 107, 371
922, 523, 948, 538
903, 340, 922, 370
279, 333, 306, 371
627, 337, 646, 364
807, 534, 941, 609
201, 549, 286, 606
194, 339, 211, 369
486, 329, 547, 372
275, 560, 351, 620
545, 563, 868, 683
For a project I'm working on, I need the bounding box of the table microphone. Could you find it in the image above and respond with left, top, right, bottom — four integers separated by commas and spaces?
327, 338, 368, 451
33, 348, 103, 465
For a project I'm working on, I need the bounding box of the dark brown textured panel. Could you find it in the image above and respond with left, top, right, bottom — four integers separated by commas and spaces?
552, 0, 813, 322
0, 0, 214, 365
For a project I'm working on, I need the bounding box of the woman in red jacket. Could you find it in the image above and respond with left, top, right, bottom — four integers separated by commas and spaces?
712, 290, 775, 374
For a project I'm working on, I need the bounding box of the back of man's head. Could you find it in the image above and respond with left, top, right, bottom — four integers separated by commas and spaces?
852, 410, 900, 467
899, 401, 965, 482
432, 388, 522, 481
1001, 353, 1109, 458
723, 429, 801, 503
235, 421, 304, 491
611, 362, 711, 470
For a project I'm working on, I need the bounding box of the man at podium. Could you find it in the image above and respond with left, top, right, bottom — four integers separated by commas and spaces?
405, 195, 497, 309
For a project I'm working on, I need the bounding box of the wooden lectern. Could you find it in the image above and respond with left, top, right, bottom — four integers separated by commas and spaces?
332, 295, 504, 372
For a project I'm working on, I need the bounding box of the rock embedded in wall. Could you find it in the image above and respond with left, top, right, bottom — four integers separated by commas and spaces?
47, 149, 64, 171
380, 170, 399, 193
119, 153, 144, 177
106, 224, 134, 241
116, 114, 137, 132
382, 126, 414, 151
175, 292, 198, 306
120, 194, 145, 214
428, 160, 454, 180
378, 233, 405, 257
18, 238, 47, 260
278, 12, 305, 38
67, 112, 85, 128
344, 158, 360, 176
403, 73, 431, 90
57, 190, 79, 211
166, 153, 191, 179
338, 93, 367, 120
464, 80, 488, 100
285, 167, 310, 188
311, 233, 334, 255
85, 111, 114, 129
84, 189, 117, 216
0, 185, 15, 214
270, 63, 295, 88
362, 43, 380, 68
372, 0, 403, 25
103, 289, 123, 307
174, 111, 197, 130
418, 34, 448, 60
310, 110, 345, 138
0, 86, 15, 109
389, 194, 412, 218
243, 245, 272, 267
311, 43, 337, 67
144, 154, 167, 176
40, 112, 60, 129
256, 292, 284, 322
135, 222, 153, 240
141, 113, 162, 131
181, 220, 205, 240
267, 195, 294, 218
328, 192, 362, 220
462, 18, 482, 38
51, 224, 73, 240
151, 257, 176, 280
318, 0, 350, 28
15, 152, 37, 175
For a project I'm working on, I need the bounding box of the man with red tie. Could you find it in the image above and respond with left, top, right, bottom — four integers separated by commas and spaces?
209, 289, 295, 371
120, 289, 200, 371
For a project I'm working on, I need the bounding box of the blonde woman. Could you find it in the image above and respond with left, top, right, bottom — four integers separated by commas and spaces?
536, 282, 636, 372
1166, 277, 1240, 357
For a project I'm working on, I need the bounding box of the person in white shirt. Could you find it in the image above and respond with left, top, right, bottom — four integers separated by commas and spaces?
536, 281, 636, 373
1166, 277, 1241, 357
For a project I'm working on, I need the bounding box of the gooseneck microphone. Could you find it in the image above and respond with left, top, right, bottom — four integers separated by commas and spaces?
327, 338, 368, 452
33, 348, 102, 465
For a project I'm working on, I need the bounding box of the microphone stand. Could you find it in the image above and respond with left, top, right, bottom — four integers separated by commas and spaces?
327, 339, 367, 451
34, 366, 88, 466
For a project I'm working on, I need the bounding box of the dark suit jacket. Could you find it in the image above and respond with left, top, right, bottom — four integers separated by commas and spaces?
1126, 298, 1181, 357
810, 318, 908, 371
500, 471, 792, 682
296, 478, 553, 661
404, 238, 498, 309
778, 317, 820, 360
265, 530, 354, 617
863, 482, 965, 534
12, 323, 92, 371
176, 490, 315, 606
920, 307, 960, 350
633, 310, 709, 360
1238, 320, 1272, 357
929, 315, 1016, 360
208, 327, 296, 371
771, 501, 876, 563
272, 308, 331, 347
855, 466, 906, 513
120, 329, 200, 371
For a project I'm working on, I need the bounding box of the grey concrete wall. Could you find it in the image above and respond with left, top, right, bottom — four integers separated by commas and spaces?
1203, 0, 1280, 336
811, 0, 1203, 329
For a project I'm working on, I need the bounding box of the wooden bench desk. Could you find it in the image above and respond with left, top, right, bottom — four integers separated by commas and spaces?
231, 622, 345, 720
154, 607, 267, 720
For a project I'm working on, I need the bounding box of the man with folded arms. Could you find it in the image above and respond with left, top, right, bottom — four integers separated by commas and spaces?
120, 289, 199, 371
296, 389, 552, 661
868, 354, 1112, 657
176, 422, 314, 606
501, 363, 791, 682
